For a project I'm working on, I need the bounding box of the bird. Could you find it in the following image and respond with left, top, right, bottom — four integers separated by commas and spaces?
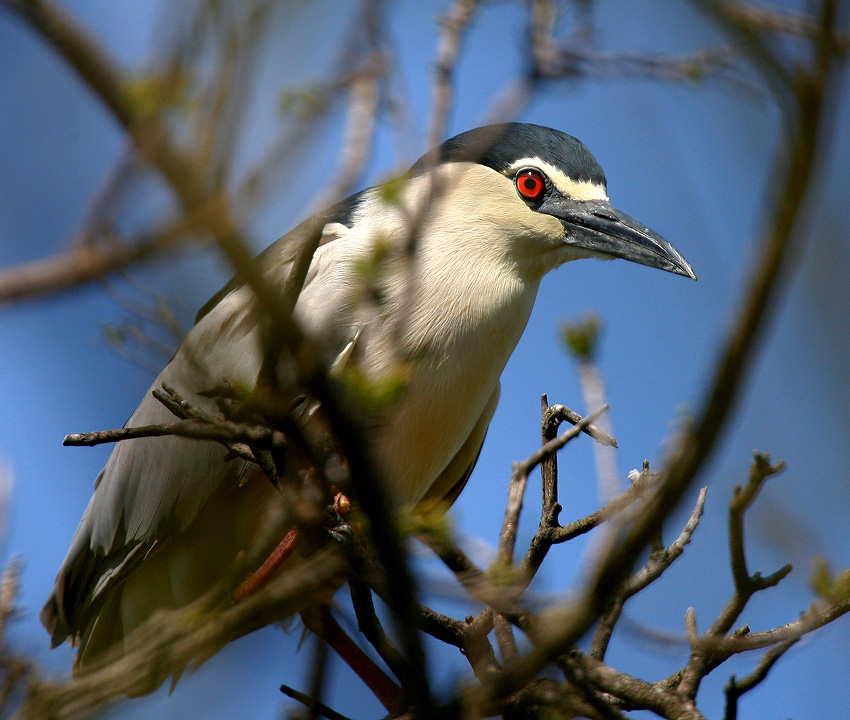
41, 122, 695, 686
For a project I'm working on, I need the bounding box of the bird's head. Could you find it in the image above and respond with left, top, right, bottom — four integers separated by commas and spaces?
409, 123, 696, 281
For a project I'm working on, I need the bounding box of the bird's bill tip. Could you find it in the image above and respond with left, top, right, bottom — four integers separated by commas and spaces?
553, 200, 696, 280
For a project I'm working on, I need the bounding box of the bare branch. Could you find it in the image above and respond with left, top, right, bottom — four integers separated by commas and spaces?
0, 228, 193, 304
542, 402, 618, 448
0, 559, 31, 714
678, 454, 789, 698
20, 550, 347, 720
728, 453, 787, 593
62, 417, 285, 450
427, 0, 480, 152
464, 2, 846, 709
491, 404, 612, 656
713, 594, 850, 657
590, 488, 707, 660
723, 637, 799, 720
550, 469, 654, 545
512, 404, 609, 487
576, 653, 707, 720
280, 684, 355, 720
519, 462, 659, 586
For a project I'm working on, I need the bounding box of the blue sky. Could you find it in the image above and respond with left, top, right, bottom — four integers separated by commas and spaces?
1, 1, 849, 718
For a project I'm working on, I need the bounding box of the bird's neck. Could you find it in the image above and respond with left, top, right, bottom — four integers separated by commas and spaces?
354, 190, 545, 365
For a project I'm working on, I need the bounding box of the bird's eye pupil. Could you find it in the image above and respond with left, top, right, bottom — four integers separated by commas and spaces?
516, 169, 545, 201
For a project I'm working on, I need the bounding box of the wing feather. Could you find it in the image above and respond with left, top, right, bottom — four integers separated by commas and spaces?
42, 212, 359, 645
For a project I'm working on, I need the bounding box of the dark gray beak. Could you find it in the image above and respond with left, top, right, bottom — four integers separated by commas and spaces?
541, 197, 697, 280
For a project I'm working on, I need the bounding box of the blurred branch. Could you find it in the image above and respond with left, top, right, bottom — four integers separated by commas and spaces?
280, 683, 354, 720
0, 560, 31, 714
0, 227, 191, 304
101, 274, 186, 373
723, 1, 850, 51
0, 0, 252, 303
461, 0, 845, 713
589, 487, 707, 662
539, 45, 742, 85
428, 0, 480, 152
348, 577, 408, 690
20, 549, 347, 720
4, 1, 849, 718
723, 637, 798, 720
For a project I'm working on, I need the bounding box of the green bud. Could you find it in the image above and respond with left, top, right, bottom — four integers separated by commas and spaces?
561, 313, 601, 362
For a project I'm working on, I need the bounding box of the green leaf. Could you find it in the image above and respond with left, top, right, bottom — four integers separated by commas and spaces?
378, 173, 407, 205
341, 361, 410, 413
399, 504, 453, 544
811, 557, 850, 602
560, 313, 601, 362
124, 71, 191, 121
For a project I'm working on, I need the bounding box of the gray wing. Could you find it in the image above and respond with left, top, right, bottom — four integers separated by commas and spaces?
41, 218, 356, 647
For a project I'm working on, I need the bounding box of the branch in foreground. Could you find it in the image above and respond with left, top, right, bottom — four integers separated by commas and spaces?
20, 550, 347, 720
460, 3, 844, 711
589, 487, 707, 661
0, 560, 32, 715
62, 417, 285, 450
723, 637, 798, 720
280, 683, 354, 720
678, 452, 789, 698
0, 232, 188, 304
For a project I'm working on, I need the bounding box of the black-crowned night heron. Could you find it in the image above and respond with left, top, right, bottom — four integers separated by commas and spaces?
42, 123, 695, 682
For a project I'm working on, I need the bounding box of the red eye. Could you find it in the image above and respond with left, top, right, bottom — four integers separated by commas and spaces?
515, 168, 546, 201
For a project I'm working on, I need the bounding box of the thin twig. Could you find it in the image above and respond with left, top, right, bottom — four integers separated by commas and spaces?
20, 550, 347, 720
589, 488, 707, 660
463, 2, 842, 701
576, 652, 707, 720
511, 405, 609, 487
62, 417, 285, 450
723, 637, 799, 720
348, 577, 407, 685
427, 0, 480, 153
544, 403, 618, 448
280, 684, 355, 720
520, 463, 657, 582
678, 454, 788, 698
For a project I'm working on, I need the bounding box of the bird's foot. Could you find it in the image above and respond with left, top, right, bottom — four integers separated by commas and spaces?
233, 492, 352, 602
